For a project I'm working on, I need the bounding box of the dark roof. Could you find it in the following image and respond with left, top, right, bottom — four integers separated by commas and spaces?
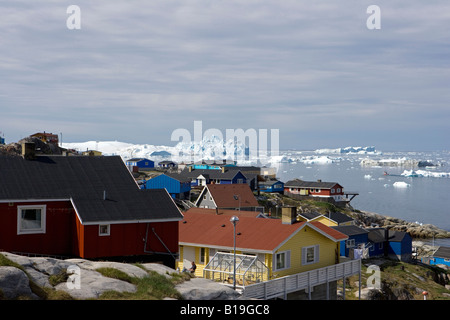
126, 158, 153, 162
284, 179, 341, 189
433, 246, 450, 259
0, 155, 182, 224
178, 168, 244, 180
332, 225, 369, 236
324, 211, 354, 224
298, 211, 322, 220
367, 228, 410, 243
164, 172, 192, 183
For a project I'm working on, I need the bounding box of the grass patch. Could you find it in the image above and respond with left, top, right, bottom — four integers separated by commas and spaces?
97, 270, 182, 300
95, 267, 133, 283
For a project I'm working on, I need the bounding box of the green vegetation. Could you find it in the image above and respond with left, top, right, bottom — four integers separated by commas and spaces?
339, 259, 450, 300
96, 270, 183, 300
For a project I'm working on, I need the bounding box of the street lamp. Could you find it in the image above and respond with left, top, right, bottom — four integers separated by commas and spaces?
230, 215, 239, 290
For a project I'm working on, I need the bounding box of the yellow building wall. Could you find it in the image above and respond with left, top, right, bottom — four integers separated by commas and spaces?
178, 225, 340, 281
315, 216, 338, 227
270, 225, 340, 278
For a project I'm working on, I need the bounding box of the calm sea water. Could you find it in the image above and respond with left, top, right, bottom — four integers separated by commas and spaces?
274, 150, 450, 245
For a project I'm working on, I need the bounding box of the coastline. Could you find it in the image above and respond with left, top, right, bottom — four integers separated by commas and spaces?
351, 209, 450, 239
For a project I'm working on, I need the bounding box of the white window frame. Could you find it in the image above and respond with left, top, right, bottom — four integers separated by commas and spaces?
302, 245, 320, 265
99, 224, 110, 236
346, 239, 356, 248
273, 250, 291, 271
17, 205, 46, 235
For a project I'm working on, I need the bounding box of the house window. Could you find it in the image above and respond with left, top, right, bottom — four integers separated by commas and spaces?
337, 188, 341, 193
237, 179, 244, 184
200, 248, 206, 264
99, 224, 110, 236
331, 189, 335, 194
302, 245, 319, 265
346, 239, 356, 248
17, 205, 46, 235
274, 250, 290, 271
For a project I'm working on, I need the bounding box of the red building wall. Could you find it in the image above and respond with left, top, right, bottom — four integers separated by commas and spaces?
78, 221, 179, 259
0, 201, 74, 256
1, 201, 179, 259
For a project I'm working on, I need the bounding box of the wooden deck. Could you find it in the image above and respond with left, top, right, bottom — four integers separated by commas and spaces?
242, 259, 361, 300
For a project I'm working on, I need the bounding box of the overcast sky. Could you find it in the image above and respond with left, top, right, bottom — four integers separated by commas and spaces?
1, 0, 449, 151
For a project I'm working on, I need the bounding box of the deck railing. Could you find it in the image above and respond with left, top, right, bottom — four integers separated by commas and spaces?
242, 259, 361, 300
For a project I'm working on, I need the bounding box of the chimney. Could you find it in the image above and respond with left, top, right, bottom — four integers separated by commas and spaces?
222, 166, 226, 173
281, 206, 297, 224
22, 142, 36, 160
188, 166, 193, 172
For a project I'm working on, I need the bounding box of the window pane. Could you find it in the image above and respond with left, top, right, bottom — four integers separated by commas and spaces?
21, 209, 41, 230
276, 252, 285, 269
306, 247, 315, 263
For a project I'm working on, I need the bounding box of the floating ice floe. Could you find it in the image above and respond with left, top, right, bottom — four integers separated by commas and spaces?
401, 170, 450, 178
364, 174, 372, 179
393, 181, 410, 188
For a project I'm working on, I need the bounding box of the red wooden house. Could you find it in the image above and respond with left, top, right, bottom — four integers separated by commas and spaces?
0, 150, 183, 259
284, 179, 345, 201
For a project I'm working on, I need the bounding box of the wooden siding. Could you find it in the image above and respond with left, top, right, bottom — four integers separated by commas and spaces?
272, 225, 340, 278
145, 174, 190, 194
0, 201, 74, 256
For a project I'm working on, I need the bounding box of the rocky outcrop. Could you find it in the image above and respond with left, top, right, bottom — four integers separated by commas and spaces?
0, 252, 242, 300
0, 267, 38, 299
350, 210, 450, 239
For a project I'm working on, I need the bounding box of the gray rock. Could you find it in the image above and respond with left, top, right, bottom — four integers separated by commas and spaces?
141, 263, 177, 278
65, 259, 148, 279
0, 266, 38, 299
55, 268, 136, 299
175, 278, 241, 300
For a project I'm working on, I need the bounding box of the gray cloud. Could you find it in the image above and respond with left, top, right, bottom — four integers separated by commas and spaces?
0, 0, 449, 151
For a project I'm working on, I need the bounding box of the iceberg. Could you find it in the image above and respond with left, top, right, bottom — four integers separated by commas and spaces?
401, 169, 450, 178
393, 181, 410, 188
315, 146, 378, 154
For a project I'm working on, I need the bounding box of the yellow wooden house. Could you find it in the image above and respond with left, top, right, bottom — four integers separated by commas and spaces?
177, 207, 348, 284
298, 211, 354, 227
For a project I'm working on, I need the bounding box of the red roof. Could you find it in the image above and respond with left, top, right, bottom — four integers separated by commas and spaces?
179, 211, 347, 253
205, 184, 259, 208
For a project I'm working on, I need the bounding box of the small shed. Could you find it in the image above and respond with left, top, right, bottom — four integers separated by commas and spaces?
144, 173, 191, 199
259, 179, 284, 193
126, 158, 155, 171
428, 246, 450, 267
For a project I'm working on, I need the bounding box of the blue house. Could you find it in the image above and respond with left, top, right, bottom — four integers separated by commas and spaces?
144, 173, 191, 199
332, 225, 369, 258
126, 158, 155, 171
368, 228, 412, 262
424, 246, 450, 267
259, 179, 284, 193
177, 168, 248, 187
